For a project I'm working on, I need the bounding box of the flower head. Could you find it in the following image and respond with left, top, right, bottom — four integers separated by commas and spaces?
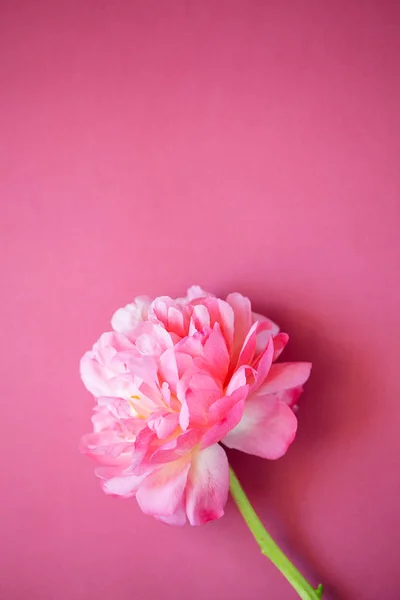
80, 286, 311, 525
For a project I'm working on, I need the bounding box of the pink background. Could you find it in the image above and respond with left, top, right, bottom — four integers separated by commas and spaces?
1, 2, 400, 599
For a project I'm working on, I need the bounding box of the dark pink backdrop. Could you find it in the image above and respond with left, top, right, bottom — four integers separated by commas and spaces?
1, 2, 400, 599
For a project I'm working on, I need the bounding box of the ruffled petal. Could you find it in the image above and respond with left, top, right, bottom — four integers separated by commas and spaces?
272, 332, 289, 360
184, 285, 212, 302
156, 501, 187, 526
80, 351, 112, 397
101, 473, 145, 498
226, 293, 252, 363
259, 362, 312, 394
111, 297, 152, 338
200, 385, 249, 448
136, 458, 191, 517
222, 394, 298, 459
251, 312, 280, 355
186, 445, 229, 526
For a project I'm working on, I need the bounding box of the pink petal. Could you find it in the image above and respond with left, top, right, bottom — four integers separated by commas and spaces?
226, 293, 252, 363
215, 299, 235, 353
175, 334, 204, 358
149, 297, 190, 336
130, 427, 156, 473
80, 352, 112, 397
147, 412, 179, 439
251, 336, 274, 392
150, 429, 202, 465
201, 298, 235, 354
158, 348, 179, 390
148, 297, 169, 325
185, 285, 212, 302
97, 331, 137, 353
135, 324, 172, 356
179, 399, 190, 430
168, 306, 187, 337
111, 297, 152, 338
226, 365, 253, 395
251, 312, 279, 356
191, 304, 211, 331
272, 332, 289, 360
236, 320, 273, 372
236, 321, 259, 369
200, 385, 249, 448
184, 373, 222, 426
259, 362, 312, 394
156, 502, 187, 526
96, 396, 133, 420
273, 386, 304, 408
222, 394, 298, 459
186, 445, 229, 526
80, 432, 132, 465
101, 473, 144, 498
121, 352, 159, 385
136, 458, 190, 517
252, 312, 280, 334
201, 324, 230, 381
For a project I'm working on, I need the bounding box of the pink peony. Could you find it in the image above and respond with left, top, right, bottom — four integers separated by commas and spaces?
80, 286, 311, 526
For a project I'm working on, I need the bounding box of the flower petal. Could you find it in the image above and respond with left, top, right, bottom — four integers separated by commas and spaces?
272, 332, 289, 360
226, 292, 252, 363
111, 297, 152, 338
222, 394, 298, 459
101, 473, 144, 498
259, 362, 312, 395
251, 336, 274, 392
136, 458, 190, 517
147, 412, 180, 439
184, 372, 222, 426
80, 351, 112, 397
274, 387, 304, 407
251, 312, 280, 355
200, 385, 249, 448
186, 445, 229, 526
201, 324, 230, 381
156, 502, 187, 526
185, 285, 212, 302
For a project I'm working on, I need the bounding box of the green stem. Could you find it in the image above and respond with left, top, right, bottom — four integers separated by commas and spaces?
229, 466, 323, 600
